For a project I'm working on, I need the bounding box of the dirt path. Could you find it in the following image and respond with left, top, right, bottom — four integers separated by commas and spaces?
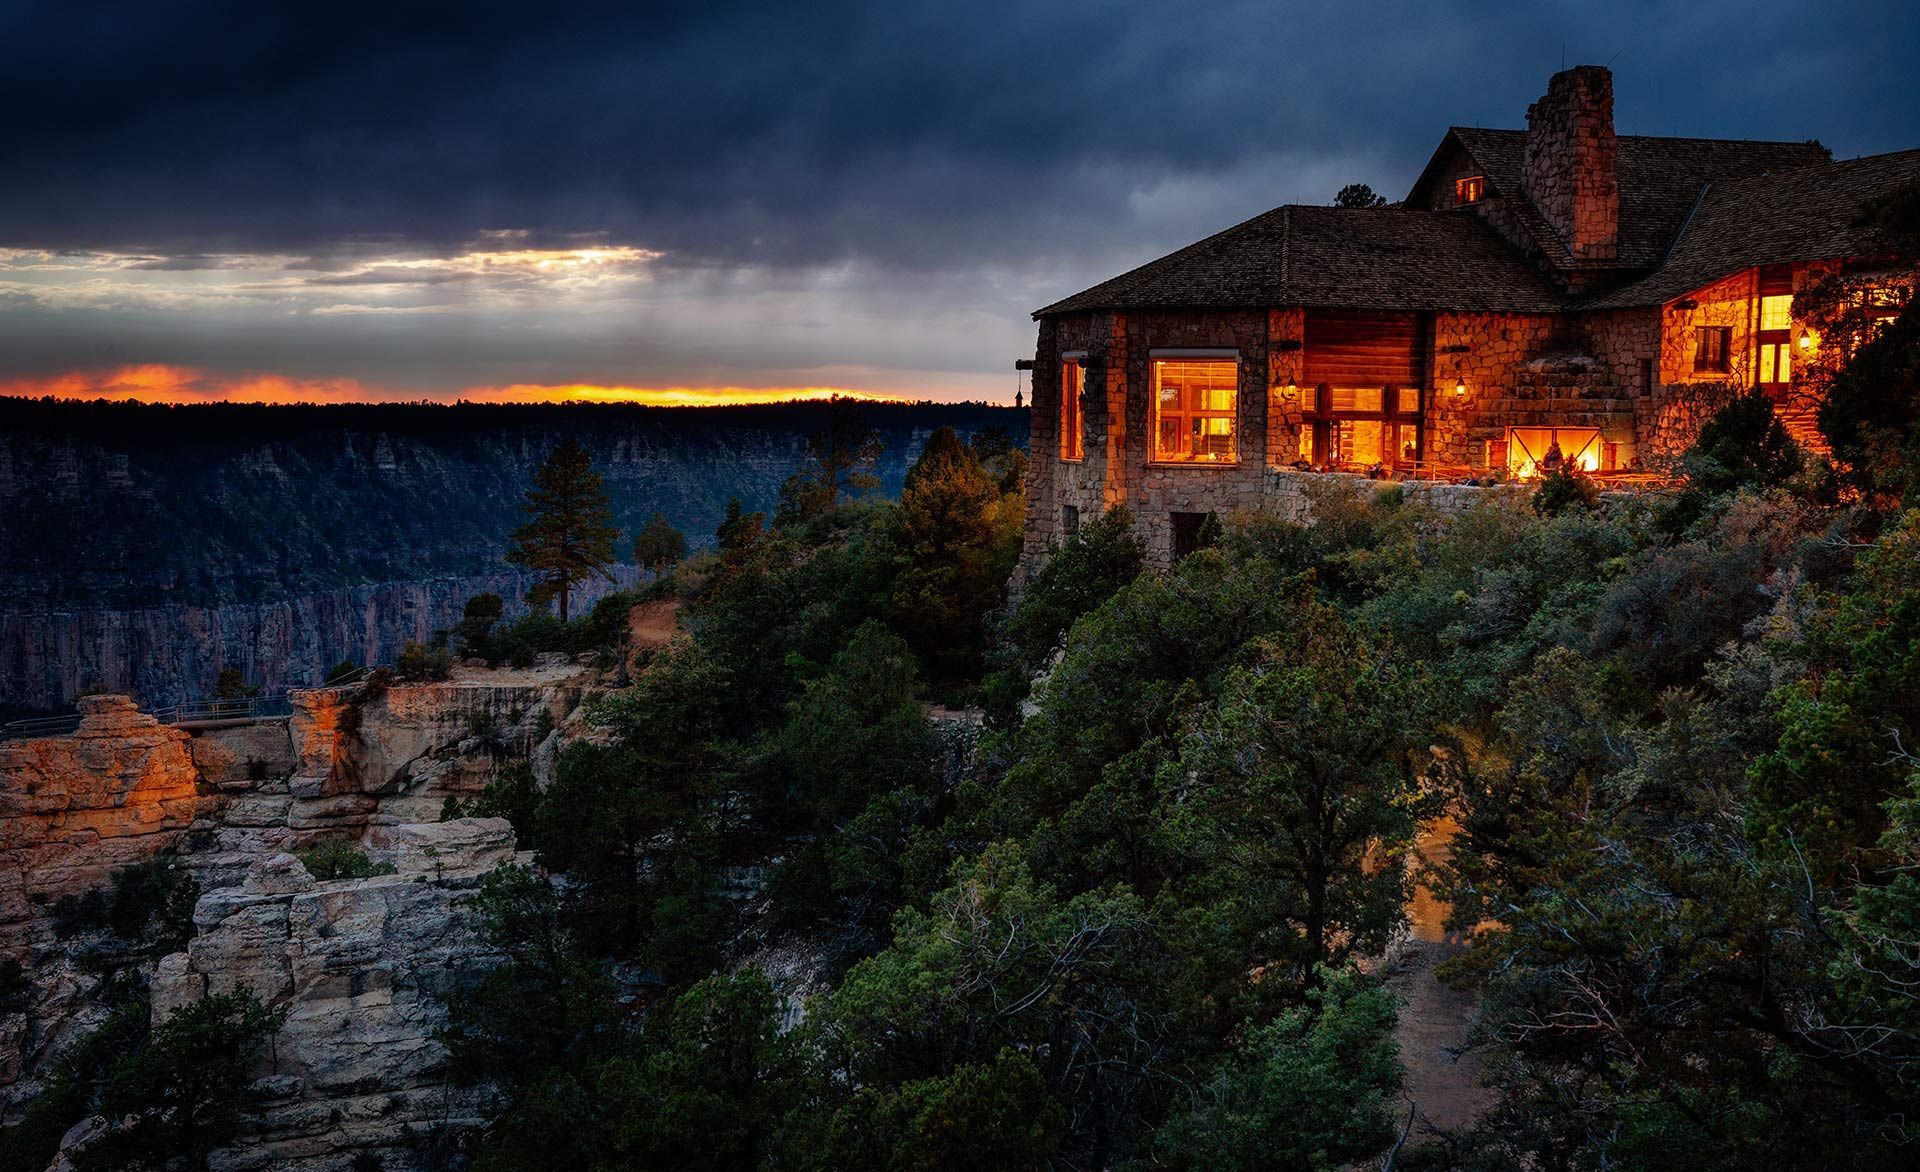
1387, 815, 1492, 1135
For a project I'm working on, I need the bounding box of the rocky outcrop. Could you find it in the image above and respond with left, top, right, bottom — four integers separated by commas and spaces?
0, 696, 207, 953
0, 670, 592, 1118
148, 819, 518, 1171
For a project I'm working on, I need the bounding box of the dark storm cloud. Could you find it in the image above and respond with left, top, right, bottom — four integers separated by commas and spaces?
2, 0, 1916, 399
6, 0, 1915, 270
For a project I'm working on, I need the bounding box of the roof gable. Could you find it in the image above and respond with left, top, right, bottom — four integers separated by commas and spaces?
1581, 147, 1920, 309
1035, 205, 1564, 318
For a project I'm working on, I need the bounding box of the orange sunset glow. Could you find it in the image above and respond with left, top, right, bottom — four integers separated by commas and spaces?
0, 365, 909, 407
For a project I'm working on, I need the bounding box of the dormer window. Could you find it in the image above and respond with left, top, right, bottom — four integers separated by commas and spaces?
1455, 175, 1486, 205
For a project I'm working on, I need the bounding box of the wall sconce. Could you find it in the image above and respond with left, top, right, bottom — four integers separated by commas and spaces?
1798, 329, 1816, 351
1275, 381, 1299, 402
1454, 380, 1468, 397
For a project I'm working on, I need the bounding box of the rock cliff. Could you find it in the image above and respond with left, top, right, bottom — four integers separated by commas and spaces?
0, 668, 592, 1136
148, 820, 518, 1172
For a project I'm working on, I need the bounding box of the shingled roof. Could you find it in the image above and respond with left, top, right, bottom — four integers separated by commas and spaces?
1034, 205, 1564, 318
1413, 127, 1833, 269
1581, 147, 1920, 309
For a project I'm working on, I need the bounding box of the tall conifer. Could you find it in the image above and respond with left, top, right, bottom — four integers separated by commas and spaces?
507, 439, 618, 622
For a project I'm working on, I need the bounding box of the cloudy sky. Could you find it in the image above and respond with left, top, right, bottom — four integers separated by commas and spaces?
2, 0, 1916, 405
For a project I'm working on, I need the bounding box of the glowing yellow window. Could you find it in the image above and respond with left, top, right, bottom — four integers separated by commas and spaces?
1507, 427, 1603, 478
1152, 359, 1238, 463
1455, 175, 1485, 204
1759, 294, 1792, 332
1061, 359, 1085, 460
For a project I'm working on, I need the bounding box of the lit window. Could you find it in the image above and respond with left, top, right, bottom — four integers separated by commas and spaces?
1507, 427, 1604, 478
1757, 341, 1792, 387
1759, 294, 1792, 332
1303, 384, 1422, 470
1060, 358, 1085, 460
1693, 327, 1732, 374
1455, 175, 1485, 204
1152, 358, 1237, 463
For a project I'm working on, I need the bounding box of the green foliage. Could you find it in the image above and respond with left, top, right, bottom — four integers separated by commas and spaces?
51, 859, 201, 953
1684, 388, 1805, 496
455, 592, 506, 657
1004, 504, 1144, 666
323, 657, 362, 685
1153, 970, 1400, 1171
800, 1049, 1062, 1172
1816, 292, 1920, 506
470, 761, 541, 848
632, 510, 689, 574
537, 644, 736, 958
779, 397, 886, 523
211, 666, 258, 700
295, 838, 397, 881
887, 426, 1023, 685
507, 438, 620, 622
73, 990, 285, 1172
1334, 182, 1388, 208
1530, 466, 1599, 516
396, 638, 453, 681
447, 872, 801, 1172
0, 986, 150, 1172
1175, 606, 1440, 971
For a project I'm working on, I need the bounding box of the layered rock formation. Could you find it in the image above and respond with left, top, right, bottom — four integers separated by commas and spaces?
0, 696, 208, 946
148, 820, 518, 1171
0, 668, 592, 1131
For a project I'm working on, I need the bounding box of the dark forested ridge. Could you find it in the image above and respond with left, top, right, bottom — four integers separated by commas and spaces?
0, 398, 1025, 610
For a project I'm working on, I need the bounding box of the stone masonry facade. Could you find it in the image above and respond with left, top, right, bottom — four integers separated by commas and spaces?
1019, 64, 1916, 570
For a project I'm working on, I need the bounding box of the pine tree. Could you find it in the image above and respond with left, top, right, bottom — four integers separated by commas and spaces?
632, 512, 689, 576
507, 439, 619, 622
779, 397, 884, 521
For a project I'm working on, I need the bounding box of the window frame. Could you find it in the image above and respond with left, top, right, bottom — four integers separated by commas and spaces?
1301, 382, 1424, 470
1148, 350, 1240, 466
1693, 326, 1733, 375
1059, 352, 1086, 461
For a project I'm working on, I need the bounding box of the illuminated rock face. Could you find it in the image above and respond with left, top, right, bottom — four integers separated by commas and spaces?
0, 696, 208, 947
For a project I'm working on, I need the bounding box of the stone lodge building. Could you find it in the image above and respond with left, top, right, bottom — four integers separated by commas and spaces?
1023, 66, 1919, 566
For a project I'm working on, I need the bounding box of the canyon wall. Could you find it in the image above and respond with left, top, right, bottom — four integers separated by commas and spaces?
0, 568, 638, 712
1, 398, 1023, 711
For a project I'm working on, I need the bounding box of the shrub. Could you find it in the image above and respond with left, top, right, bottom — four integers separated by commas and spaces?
397, 639, 453, 682
1684, 388, 1804, 496
1531, 467, 1599, 516
296, 839, 397, 881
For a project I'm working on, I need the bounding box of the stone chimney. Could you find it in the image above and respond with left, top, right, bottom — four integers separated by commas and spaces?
1523, 66, 1619, 262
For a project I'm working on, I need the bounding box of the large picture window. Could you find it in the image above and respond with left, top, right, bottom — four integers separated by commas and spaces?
1060, 356, 1085, 460
1152, 357, 1238, 463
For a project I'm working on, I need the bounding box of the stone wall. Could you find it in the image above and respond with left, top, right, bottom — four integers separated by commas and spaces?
1426, 312, 1566, 466
1522, 66, 1619, 261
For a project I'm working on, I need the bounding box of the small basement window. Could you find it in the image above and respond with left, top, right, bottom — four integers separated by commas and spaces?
1693, 326, 1732, 374
1455, 175, 1486, 204
1062, 504, 1080, 535
1171, 511, 1217, 561
1152, 357, 1238, 463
